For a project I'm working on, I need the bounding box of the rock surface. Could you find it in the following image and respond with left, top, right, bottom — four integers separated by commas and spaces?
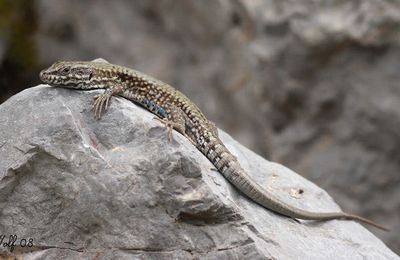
0, 86, 397, 259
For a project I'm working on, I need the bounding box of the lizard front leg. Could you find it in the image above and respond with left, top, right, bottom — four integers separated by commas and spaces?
93, 85, 124, 119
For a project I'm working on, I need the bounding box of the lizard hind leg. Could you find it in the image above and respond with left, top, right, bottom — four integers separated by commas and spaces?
153, 116, 196, 146
153, 117, 178, 142
153, 105, 196, 145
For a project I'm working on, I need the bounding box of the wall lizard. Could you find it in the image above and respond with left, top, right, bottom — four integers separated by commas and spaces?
39, 59, 389, 231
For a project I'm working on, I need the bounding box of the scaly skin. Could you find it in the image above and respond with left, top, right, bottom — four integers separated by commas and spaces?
39, 59, 389, 231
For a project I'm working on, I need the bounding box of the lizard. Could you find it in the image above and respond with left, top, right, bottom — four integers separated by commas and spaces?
39, 59, 389, 231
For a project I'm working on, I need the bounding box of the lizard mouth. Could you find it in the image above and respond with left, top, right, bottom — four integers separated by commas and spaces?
39, 69, 64, 86
39, 69, 53, 84
39, 70, 47, 82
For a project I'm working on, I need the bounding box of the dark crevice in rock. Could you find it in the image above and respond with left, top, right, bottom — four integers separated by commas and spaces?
176, 209, 242, 226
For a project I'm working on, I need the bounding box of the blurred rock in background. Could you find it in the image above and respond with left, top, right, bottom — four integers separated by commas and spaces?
0, 0, 40, 102
0, 0, 399, 253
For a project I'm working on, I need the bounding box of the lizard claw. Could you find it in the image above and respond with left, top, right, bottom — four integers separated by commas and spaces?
92, 86, 123, 119
153, 116, 196, 145
94, 93, 111, 119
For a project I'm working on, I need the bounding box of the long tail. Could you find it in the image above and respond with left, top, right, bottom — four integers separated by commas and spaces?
203, 138, 389, 231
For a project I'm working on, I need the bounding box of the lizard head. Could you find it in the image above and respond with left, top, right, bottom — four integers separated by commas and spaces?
40, 61, 96, 89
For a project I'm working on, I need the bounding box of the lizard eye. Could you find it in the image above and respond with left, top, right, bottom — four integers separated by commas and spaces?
61, 67, 70, 74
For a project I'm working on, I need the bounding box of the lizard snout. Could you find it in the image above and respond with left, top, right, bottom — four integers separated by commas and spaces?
39, 69, 47, 82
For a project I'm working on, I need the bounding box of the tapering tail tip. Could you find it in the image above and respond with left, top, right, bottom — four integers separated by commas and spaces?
375, 224, 390, 232
369, 222, 390, 232
346, 213, 390, 232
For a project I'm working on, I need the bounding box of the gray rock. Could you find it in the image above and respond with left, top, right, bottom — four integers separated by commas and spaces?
0, 86, 397, 259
